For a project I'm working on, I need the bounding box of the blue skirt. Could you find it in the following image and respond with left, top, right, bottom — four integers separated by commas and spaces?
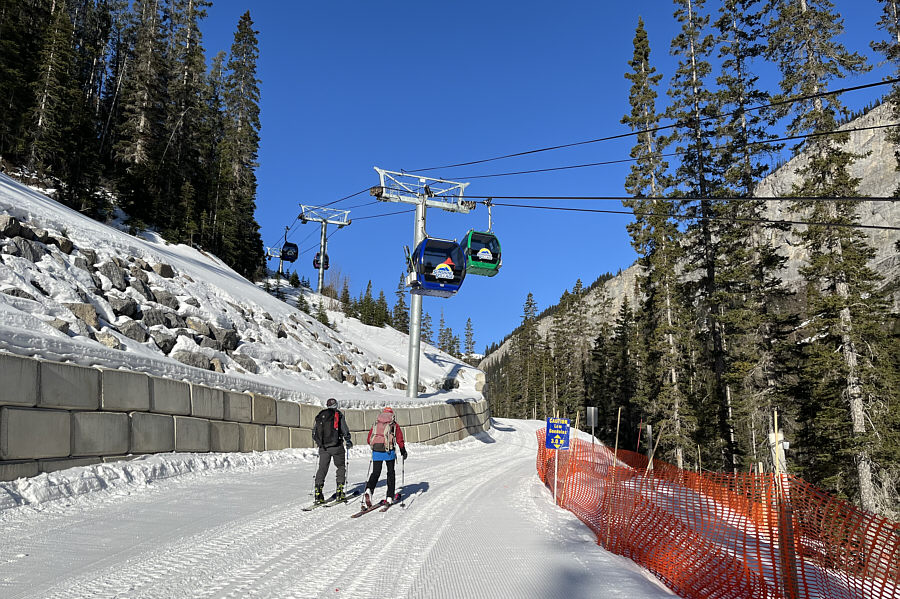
372, 449, 396, 462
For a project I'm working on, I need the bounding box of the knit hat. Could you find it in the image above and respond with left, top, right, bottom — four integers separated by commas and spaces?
326, 398, 337, 408
383, 406, 393, 413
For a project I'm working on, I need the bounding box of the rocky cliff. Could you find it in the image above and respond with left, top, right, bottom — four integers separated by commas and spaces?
481, 102, 899, 370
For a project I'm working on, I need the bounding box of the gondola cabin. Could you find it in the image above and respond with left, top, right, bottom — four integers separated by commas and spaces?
408, 238, 467, 298
460, 230, 501, 276
281, 242, 299, 263
313, 252, 329, 270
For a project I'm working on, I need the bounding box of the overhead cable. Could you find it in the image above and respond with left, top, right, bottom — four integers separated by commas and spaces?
488, 201, 900, 231
455, 122, 900, 180
406, 77, 900, 172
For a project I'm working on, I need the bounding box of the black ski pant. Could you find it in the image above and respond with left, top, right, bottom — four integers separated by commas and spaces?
315, 445, 346, 489
366, 459, 396, 499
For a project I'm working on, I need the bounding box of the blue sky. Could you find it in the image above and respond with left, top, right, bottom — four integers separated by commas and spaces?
200, 1, 890, 352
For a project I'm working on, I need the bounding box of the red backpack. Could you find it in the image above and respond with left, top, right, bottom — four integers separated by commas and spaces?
369, 411, 396, 452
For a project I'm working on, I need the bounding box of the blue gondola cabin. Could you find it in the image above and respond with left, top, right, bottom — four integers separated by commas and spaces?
407, 238, 467, 298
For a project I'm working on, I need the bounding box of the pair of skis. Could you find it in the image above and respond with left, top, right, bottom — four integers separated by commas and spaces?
302, 491, 359, 512
350, 494, 402, 518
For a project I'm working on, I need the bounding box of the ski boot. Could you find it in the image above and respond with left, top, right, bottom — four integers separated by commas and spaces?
362, 490, 372, 508
335, 484, 345, 502
314, 485, 325, 504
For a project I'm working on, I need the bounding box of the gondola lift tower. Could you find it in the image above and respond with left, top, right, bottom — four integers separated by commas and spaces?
299, 205, 351, 294
371, 167, 473, 398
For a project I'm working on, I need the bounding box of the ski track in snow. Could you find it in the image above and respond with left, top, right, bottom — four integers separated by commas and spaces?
0, 421, 675, 599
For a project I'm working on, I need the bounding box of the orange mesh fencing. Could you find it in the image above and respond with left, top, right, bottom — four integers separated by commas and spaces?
536, 429, 900, 599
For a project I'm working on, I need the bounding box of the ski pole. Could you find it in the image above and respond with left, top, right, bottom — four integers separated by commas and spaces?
400, 456, 406, 506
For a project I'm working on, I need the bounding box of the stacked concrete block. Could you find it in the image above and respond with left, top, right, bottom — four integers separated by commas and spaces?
191, 385, 224, 420
39, 361, 99, 410
210, 421, 240, 452
275, 400, 300, 428
251, 394, 276, 424
0, 353, 38, 407
265, 426, 290, 450
72, 412, 129, 456
174, 416, 210, 452
223, 392, 251, 422
1, 407, 70, 459
238, 423, 265, 452
40, 457, 102, 473
404, 424, 419, 443
150, 377, 190, 415
290, 427, 313, 449
130, 412, 175, 453
298, 403, 319, 428
1, 461, 39, 480
101, 369, 150, 412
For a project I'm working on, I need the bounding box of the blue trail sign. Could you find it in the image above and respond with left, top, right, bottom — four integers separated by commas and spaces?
546, 418, 570, 450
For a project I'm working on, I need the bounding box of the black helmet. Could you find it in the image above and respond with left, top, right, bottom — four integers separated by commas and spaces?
326, 398, 337, 408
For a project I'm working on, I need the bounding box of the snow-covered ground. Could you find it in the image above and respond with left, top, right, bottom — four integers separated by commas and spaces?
0, 173, 481, 408
0, 418, 675, 598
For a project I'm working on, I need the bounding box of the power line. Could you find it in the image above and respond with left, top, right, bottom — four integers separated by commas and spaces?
463, 194, 899, 202
407, 77, 900, 172
454, 122, 900, 180
488, 201, 900, 231
351, 208, 416, 221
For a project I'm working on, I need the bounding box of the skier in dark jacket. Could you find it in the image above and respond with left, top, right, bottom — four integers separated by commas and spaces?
363, 406, 408, 507
313, 397, 352, 503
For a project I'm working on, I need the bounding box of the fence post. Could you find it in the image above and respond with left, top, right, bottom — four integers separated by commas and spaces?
772, 410, 799, 599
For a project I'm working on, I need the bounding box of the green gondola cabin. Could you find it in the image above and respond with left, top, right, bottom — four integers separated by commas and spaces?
460, 230, 501, 277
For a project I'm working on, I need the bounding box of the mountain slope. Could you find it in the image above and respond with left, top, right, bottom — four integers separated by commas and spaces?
481, 102, 900, 370
0, 174, 481, 407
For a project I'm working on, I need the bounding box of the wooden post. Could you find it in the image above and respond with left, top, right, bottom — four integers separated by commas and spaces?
647, 425, 663, 474
613, 407, 622, 462
773, 410, 799, 599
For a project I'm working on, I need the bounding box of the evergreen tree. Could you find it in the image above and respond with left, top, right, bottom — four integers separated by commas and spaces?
340, 280, 354, 317
358, 281, 375, 325
421, 311, 433, 345
393, 274, 409, 332
374, 290, 390, 327
464, 318, 475, 357
289, 271, 300, 288
218, 11, 264, 278
767, 0, 894, 514
296, 290, 310, 313
873, 0, 900, 196
315, 300, 330, 328
667, 0, 725, 469
113, 0, 166, 224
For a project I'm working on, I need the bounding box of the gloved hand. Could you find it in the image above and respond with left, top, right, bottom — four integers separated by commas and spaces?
400, 447, 408, 460
346, 440, 353, 450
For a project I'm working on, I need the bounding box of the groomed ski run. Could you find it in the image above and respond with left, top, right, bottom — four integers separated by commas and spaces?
0, 419, 674, 599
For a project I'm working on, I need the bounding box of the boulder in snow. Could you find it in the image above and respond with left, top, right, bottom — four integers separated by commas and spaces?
152, 262, 176, 278
118, 319, 148, 343
0, 214, 22, 237
172, 351, 212, 371
231, 353, 258, 374
65, 302, 100, 328
98, 261, 127, 291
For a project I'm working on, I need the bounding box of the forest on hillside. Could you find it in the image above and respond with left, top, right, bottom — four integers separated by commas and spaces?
0, 0, 264, 278
484, 0, 900, 519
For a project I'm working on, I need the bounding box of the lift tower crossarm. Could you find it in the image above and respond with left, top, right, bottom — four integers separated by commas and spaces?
371, 168, 473, 214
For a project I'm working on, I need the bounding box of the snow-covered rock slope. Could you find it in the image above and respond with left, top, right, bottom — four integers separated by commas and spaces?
0, 174, 481, 407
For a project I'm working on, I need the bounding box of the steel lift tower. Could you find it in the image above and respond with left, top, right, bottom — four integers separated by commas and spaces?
299, 205, 351, 294
371, 167, 472, 398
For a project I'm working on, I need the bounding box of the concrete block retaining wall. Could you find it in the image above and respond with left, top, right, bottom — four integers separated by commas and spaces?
0, 353, 491, 481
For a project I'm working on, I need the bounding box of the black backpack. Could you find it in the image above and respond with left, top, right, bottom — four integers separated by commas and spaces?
315, 408, 342, 447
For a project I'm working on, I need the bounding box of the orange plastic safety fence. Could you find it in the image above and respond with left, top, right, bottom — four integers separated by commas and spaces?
536, 430, 900, 599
